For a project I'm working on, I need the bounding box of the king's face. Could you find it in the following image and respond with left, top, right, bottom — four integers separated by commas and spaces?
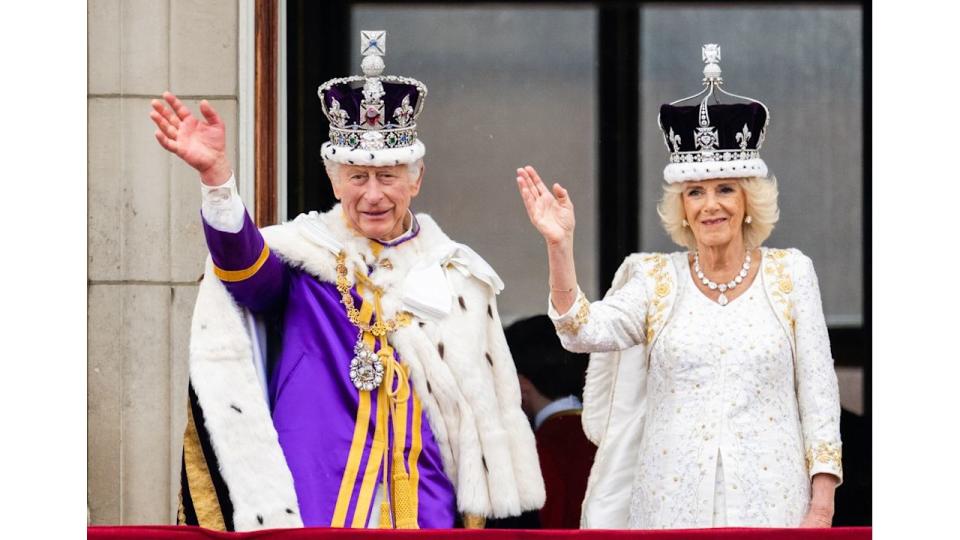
332, 163, 423, 241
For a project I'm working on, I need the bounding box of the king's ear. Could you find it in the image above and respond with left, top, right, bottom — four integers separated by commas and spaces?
329, 177, 342, 200
403, 162, 423, 198
411, 162, 425, 195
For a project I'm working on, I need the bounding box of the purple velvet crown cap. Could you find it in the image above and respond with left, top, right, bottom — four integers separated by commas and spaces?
323, 82, 422, 128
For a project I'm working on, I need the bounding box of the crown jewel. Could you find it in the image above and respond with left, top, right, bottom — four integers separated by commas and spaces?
657, 44, 771, 183
318, 31, 428, 167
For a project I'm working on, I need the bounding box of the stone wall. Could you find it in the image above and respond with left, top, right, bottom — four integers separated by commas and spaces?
87, 0, 239, 524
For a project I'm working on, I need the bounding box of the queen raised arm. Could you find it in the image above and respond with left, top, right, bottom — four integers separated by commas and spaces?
516, 44, 841, 530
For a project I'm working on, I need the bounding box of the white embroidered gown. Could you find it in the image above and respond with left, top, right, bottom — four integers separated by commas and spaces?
549, 249, 842, 529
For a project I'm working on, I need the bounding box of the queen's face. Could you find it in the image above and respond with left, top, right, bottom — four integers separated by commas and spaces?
681, 179, 746, 249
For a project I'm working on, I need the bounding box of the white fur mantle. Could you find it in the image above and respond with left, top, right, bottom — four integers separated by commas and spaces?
188, 206, 544, 530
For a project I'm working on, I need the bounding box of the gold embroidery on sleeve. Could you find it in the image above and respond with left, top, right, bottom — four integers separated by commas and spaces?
805, 442, 843, 474
554, 293, 590, 335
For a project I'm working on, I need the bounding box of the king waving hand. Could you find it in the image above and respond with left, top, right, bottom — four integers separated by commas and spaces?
149, 31, 544, 532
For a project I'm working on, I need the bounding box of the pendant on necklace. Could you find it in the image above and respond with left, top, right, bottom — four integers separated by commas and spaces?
717, 292, 729, 306
349, 334, 384, 391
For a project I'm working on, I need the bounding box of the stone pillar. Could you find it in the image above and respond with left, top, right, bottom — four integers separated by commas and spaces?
87, 0, 239, 525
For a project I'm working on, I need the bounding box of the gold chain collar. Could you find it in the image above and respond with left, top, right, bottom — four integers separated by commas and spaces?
335, 251, 413, 336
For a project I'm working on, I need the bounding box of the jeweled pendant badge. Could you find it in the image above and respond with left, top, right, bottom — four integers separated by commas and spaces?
349, 335, 384, 391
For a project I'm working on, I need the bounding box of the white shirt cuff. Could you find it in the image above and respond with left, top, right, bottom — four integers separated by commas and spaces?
200, 173, 245, 233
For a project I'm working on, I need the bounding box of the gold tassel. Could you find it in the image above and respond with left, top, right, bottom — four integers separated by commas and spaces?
378, 501, 392, 528
391, 474, 417, 528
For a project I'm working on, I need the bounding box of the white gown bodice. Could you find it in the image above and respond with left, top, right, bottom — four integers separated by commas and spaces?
629, 270, 809, 528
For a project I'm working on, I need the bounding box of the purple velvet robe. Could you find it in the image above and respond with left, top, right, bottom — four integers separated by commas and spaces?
202, 211, 455, 528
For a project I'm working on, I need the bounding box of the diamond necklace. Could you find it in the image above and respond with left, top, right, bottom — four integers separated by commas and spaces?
693, 250, 751, 306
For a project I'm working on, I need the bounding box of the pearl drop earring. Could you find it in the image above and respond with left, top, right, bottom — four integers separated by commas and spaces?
682, 219, 689, 227
745, 215, 753, 224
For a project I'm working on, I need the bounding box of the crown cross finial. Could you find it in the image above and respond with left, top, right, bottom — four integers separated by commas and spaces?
702, 43, 721, 64
361, 31, 386, 57
702, 43, 722, 83
360, 31, 386, 77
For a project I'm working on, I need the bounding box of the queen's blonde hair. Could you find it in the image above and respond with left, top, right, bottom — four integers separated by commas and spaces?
656, 176, 780, 250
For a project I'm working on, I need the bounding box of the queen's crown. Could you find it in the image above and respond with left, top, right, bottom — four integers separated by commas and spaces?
657, 44, 771, 183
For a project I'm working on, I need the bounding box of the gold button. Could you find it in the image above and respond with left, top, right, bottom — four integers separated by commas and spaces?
655, 282, 671, 297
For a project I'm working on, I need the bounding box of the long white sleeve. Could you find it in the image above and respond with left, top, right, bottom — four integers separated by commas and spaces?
200, 174, 246, 233
546, 258, 649, 353
790, 250, 843, 483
